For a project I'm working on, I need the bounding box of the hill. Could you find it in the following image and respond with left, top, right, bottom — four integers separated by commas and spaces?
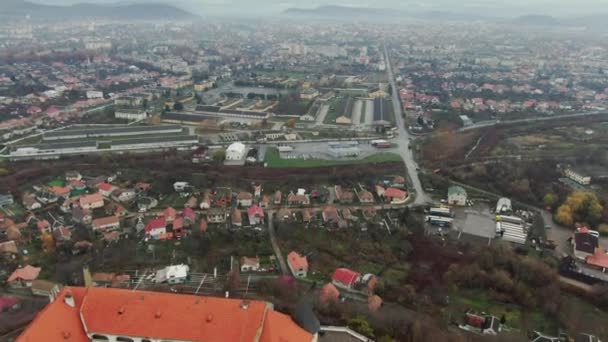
510, 14, 563, 26
283, 5, 396, 18
0, 0, 197, 21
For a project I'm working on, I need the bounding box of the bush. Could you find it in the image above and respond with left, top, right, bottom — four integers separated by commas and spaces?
599, 224, 608, 236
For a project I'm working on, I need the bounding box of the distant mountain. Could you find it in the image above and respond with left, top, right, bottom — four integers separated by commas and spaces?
283, 6, 397, 18
510, 14, 563, 26
0, 0, 197, 21
568, 14, 608, 29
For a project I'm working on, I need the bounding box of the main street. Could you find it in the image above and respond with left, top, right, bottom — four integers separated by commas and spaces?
384, 46, 432, 206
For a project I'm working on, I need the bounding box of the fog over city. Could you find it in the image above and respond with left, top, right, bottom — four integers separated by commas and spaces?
31, 0, 608, 16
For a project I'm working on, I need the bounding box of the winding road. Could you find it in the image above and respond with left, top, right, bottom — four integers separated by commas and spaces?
384, 46, 432, 206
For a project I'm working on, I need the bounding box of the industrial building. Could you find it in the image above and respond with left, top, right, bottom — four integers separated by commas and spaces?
226, 142, 247, 161
42, 125, 183, 141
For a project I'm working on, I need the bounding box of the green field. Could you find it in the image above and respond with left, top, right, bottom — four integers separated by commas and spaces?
323, 97, 348, 124
264, 148, 402, 168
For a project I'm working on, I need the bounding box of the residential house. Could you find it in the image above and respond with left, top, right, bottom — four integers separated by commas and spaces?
301, 209, 314, 223
288, 193, 310, 206
342, 208, 353, 221
97, 183, 116, 197
8, 265, 41, 288
53, 226, 72, 244
79, 193, 104, 210
319, 283, 341, 304
0, 240, 18, 259
64, 171, 82, 182
72, 207, 92, 225
331, 268, 360, 291
260, 195, 272, 209
565, 168, 591, 185
31, 279, 62, 300
0, 193, 14, 207
114, 189, 136, 202
22, 193, 41, 210
164, 207, 177, 223
248, 205, 265, 225
92, 216, 120, 232
231, 208, 243, 227
207, 208, 226, 223
145, 217, 167, 240
92, 273, 116, 287
50, 186, 71, 199
392, 176, 406, 188
172, 217, 185, 238
287, 251, 308, 278
447, 186, 467, 206
383, 188, 408, 204
155, 264, 189, 284
213, 188, 232, 208
358, 190, 374, 204
274, 190, 282, 205
37, 219, 51, 233
573, 227, 600, 260
182, 207, 196, 226
253, 185, 262, 198
586, 248, 608, 273
322, 206, 340, 225
241, 256, 260, 272
459, 312, 501, 335
200, 190, 212, 209
334, 186, 355, 204
185, 196, 198, 208
237, 192, 253, 207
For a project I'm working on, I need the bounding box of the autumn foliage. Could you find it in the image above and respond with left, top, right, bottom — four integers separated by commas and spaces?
554, 191, 604, 227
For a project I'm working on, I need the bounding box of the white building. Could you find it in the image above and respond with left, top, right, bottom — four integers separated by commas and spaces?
565, 168, 591, 185
240, 257, 260, 272
496, 198, 512, 213
155, 264, 189, 284
226, 142, 247, 161
115, 110, 148, 121
447, 186, 467, 206
86, 91, 103, 99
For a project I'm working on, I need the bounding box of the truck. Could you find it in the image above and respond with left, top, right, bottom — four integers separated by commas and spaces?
371, 139, 391, 148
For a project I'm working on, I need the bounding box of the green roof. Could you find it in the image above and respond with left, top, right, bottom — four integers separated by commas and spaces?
448, 186, 467, 196
48, 179, 65, 187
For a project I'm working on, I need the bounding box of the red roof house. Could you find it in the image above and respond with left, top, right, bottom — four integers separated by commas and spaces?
8, 265, 41, 287
331, 268, 360, 289
247, 205, 265, 225
586, 248, 608, 271
145, 217, 167, 239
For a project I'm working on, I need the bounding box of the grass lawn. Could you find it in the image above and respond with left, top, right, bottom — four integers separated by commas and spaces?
264, 148, 402, 168
323, 97, 349, 124
158, 193, 189, 208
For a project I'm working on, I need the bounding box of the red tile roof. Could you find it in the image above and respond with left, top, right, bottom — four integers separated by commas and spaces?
384, 187, 407, 199
587, 248, 608, 269
8, 265, 41, 283
145, 217, 166, 232
332, 268, 360, 287
97, 183, 114, 192
287, 251, 308, 272
79, 193, 104, 206
17, 287, 88, 342
19, 287, 312, 342
319, 283, 340, 303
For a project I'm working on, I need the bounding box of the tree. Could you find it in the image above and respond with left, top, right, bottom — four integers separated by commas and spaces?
554, 191, 604, 227
41, 232, 56, 252
286, 118, 296, 128
543, 193, 557, 207
348, 316, 375, 338
213, 149, 226, 162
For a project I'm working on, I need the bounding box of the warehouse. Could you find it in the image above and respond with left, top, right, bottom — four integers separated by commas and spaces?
328, 141, 360, 158
42, 125, 183, 141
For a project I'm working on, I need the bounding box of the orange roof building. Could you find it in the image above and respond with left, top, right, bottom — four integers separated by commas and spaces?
586, 248, 608, 271
287, 251, 309, 278
8, 265, 41, 287
18, 287, 314, 342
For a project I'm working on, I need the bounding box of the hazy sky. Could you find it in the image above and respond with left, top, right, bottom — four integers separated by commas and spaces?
34, 0, 608, 17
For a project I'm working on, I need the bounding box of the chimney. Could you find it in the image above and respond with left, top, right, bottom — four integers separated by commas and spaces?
155, 309, 162, 319
225, 291, 229, 298
64, 290, 75, 308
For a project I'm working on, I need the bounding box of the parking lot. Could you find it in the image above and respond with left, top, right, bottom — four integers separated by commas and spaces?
276, 141, 380, 160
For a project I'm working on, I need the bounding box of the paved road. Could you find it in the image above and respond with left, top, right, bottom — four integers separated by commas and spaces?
315, 104, 329, 125
364, 99, 373, 125
384, 46, 431, 206
266, 210, 289, 275
352, 99, 363, 126
458, 111, 608, 132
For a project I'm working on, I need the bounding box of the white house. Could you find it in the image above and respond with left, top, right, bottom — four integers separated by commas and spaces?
155, 264, 189, 284
226, 142, 247, 161
173, 182, 190, 192
565, 168, 591, 185
240, 257, 260, 272
447, 186, 467, 206
86, 91, 104, 99
115, 110, 148, 121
